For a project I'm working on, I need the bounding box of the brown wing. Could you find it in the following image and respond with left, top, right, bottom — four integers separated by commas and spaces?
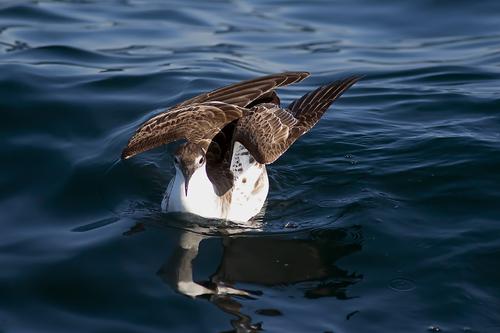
233, 104, 298, 164
121, 102, 244, 159
233, 75, 362, 164
287, 75, 362, 130
172, 72, 310, 109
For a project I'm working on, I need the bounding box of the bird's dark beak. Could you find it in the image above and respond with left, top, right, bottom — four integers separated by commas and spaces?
184, 179, 189, 196
181, 166, 193, 197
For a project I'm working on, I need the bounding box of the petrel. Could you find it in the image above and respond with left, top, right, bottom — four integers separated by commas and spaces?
121, 72, 360, 222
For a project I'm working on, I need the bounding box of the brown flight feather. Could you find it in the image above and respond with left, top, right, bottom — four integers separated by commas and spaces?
233, 75, 362, 164
172, 71, 309, 109
121, 72, 310, 160
121, 102, 244, 159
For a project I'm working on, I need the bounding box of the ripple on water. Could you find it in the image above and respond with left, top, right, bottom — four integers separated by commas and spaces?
389, 278, 416, 292
2, 0, 500, 332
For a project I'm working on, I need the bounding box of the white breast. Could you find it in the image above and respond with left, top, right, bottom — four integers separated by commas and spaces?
162, 142, 269, 223
162, 165, 221, 219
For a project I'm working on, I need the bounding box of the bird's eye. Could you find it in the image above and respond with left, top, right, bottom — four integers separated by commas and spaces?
198, 156, 205, 165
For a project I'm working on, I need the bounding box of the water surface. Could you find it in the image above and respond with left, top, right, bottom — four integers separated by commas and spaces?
1, 0, 500, 332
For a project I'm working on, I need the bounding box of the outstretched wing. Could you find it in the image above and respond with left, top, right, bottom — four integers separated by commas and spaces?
233, 75, 361, 164
121, 102, 244, 159
172, 71, 310, 109
121, 72, 310, 160
233, 104, 298, 164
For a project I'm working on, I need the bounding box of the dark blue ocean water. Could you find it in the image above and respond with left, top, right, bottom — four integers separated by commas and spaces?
1, 0, 500, 332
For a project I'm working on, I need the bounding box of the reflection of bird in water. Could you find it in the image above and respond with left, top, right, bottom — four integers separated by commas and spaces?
121, 72, 360, 222
150, 226, 363, 332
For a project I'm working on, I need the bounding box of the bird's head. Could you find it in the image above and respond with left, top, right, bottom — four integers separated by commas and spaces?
174, 142, 206, 196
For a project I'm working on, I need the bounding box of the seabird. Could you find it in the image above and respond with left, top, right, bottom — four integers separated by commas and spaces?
121, 72, 360, 222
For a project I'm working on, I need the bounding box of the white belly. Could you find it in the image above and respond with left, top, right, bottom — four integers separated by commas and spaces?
161, 164, 268, 223
226, 164, 269, 222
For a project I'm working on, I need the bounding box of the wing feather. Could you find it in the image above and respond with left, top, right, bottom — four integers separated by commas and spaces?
289, 75, 362, 130
121, 72, 310, 160
121, 102, 244, 159
233, 75, 361, 164
233, 104, 298, 164
173, 72, 309, 109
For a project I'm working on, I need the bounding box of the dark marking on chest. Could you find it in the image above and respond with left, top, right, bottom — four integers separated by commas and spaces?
252, 169, 266, 195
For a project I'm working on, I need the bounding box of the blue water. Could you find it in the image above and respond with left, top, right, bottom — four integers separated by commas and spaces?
2, 0, 500, 332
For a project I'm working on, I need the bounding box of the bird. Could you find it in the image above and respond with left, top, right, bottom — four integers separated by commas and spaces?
121, 72, 360, 222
